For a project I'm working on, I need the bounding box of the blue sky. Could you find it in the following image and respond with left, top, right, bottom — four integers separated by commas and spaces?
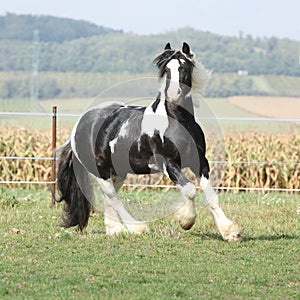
0, 0, 299, 40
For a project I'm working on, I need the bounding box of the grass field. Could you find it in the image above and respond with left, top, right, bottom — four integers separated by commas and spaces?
1, 189, 299, 299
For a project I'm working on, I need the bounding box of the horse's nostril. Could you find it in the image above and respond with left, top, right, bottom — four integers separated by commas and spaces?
178, 88, 182, 95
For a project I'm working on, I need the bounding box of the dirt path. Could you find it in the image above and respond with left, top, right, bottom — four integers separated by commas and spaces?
227, 96, 300, 119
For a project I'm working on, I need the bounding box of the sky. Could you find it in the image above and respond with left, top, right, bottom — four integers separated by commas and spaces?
0, 0, 299, 40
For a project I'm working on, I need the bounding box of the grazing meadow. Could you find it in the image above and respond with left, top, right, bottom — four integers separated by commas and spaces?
1, 95, 299, 299
0, 188, 299, 299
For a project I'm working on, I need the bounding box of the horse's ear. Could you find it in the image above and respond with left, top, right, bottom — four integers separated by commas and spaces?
182, 42, 193, 58
164, 42, 171, 50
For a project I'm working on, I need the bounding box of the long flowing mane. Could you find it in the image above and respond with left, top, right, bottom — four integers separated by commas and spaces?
191, 58, 212, 107
153, 47, 211, 108
153, 49, 177, 78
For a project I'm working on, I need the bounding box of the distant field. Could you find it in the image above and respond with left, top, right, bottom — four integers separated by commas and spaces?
228, 96, 300, 119
1, 96, 299, 134
44, 96, 300, 134
1, 71, 300, 100
38, 96, 300, 119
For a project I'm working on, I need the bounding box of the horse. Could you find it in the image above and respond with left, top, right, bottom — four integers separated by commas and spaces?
56, 42, 242, 242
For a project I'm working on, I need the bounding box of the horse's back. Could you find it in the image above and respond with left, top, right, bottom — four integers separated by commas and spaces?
71, 103, 145, 178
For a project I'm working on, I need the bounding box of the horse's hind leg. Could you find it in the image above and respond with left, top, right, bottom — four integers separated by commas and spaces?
103, 197, 128, 235
97, 176, 149, 234
102, 177, 128, 235
199, 175, 242, 242
104, 176, 128, 234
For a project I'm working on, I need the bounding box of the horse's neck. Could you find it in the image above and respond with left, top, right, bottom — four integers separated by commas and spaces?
164, 95, 195, 123
179, 96, 195, 117
154, 85, 195, 120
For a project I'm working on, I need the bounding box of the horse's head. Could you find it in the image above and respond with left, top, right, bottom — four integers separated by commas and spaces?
154, 42, 211, 107
154, 42, 195, 104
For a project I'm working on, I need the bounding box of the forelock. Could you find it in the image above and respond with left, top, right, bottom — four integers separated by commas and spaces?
154, 50, 194, 78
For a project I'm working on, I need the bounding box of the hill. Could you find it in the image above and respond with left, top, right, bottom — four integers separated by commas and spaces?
0, 14, 300, 99
1, 71, 300, 100
0, 13, 121, 42
0, 25, 299, 76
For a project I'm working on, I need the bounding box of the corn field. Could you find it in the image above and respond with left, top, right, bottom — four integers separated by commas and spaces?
0, 128, 299, 191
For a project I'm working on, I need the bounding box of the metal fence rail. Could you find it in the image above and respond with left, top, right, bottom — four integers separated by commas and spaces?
1, 109, 299, 193
1, 156, 299, 192
1, 111, 300, 122
1, 156, 299, 165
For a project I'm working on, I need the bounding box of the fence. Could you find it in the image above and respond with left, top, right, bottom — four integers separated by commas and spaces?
1, 108, 300, 202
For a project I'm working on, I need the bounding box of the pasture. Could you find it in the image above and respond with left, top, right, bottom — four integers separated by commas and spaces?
1, 93, 299, 299
1, 188, 299, 299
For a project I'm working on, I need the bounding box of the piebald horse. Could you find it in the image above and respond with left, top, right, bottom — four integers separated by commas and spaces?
56, 42, 242, 242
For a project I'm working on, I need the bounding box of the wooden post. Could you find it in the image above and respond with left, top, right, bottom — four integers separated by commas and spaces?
51, 106, 57, 206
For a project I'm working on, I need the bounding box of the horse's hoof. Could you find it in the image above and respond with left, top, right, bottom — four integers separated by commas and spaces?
174, 199, 196, 230
225, 234, 243, 243
179, 219, 195, 230
105, 221, 129, 235
126, 223, 150, 234
222, 223, 243, 243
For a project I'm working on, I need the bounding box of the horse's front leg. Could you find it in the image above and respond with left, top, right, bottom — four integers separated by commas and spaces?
199, 175, 242, 242
165, 159, 197, 230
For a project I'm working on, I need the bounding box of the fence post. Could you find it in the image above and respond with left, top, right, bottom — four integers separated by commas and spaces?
51, 106, 57, 206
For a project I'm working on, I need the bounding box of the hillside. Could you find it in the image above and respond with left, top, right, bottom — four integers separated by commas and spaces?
0, 26, 299, 76
1, 71, 300, 100
0, 14, 300, 99
0, 13, 121, 42
0, 14, 300, 76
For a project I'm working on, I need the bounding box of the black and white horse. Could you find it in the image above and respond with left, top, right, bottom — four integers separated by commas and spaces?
57, 42, 242, 242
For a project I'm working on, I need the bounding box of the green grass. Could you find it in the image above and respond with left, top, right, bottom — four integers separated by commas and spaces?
1, 189, 299, 299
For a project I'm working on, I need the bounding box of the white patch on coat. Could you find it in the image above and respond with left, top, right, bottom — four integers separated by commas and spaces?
179, 58, 186, 64
141, 97, 169, 141
167, 59, 180, 83
109, 120, 130, 153
119, 120, 130, 137
71, 102, 125, 162
166, 60, 181, 102
163, 163, 169, 178
148, 163, 160, 171
109, 137, 118, 154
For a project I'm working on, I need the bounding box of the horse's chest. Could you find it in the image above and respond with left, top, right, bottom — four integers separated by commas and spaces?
140, 100, 169, 141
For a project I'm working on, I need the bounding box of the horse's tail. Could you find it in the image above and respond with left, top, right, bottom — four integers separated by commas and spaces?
56, 140, 93, 231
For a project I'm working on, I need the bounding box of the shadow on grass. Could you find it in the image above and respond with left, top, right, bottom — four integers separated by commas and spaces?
190, 232, 299, 242
241, 234, 299, 242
